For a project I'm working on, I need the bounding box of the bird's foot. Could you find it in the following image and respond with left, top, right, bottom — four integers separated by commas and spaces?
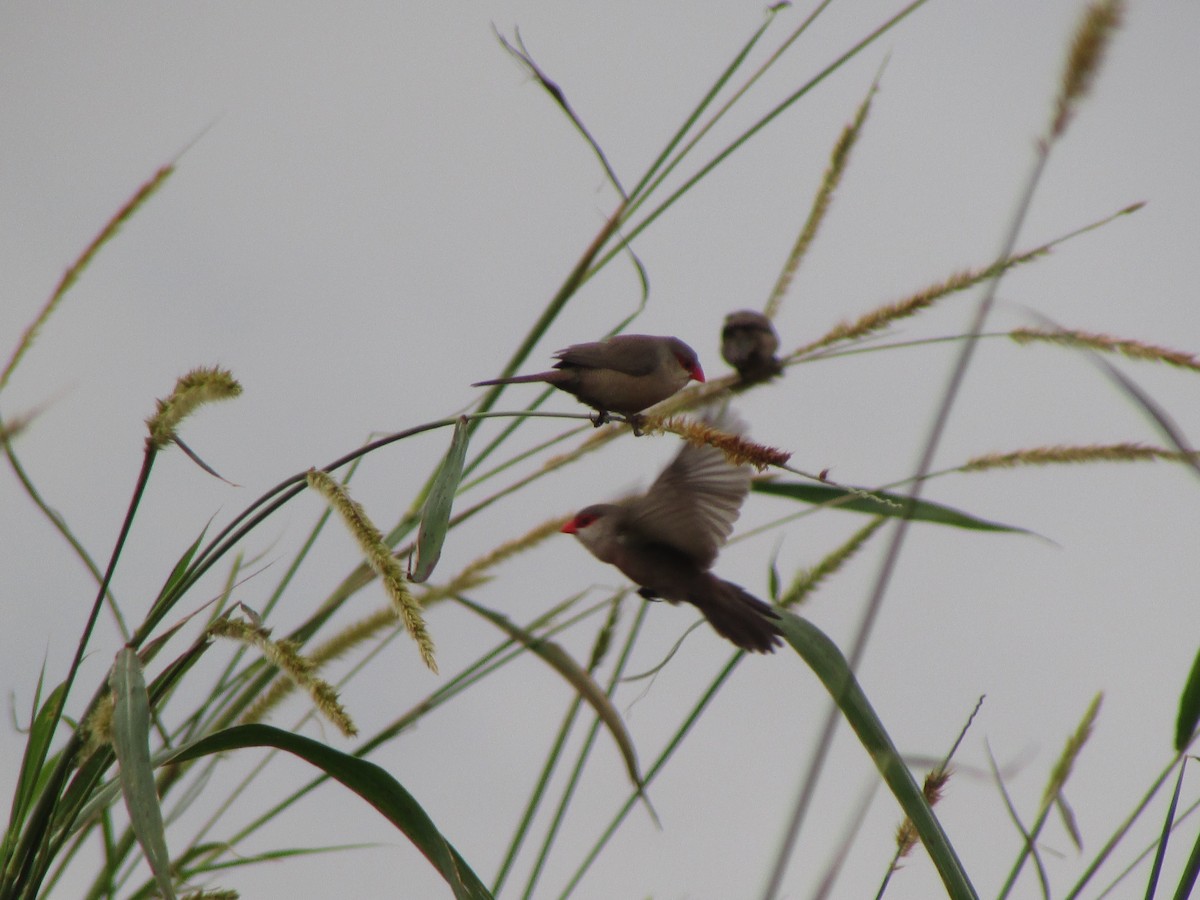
626, 413, 646, 436
590, 410, 611, 428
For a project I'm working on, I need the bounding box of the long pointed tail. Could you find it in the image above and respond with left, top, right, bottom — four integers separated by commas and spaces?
472, 371, 565, 388
690, 576, 783, 653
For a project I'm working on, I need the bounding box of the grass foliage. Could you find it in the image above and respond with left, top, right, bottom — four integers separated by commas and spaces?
5, 1, 1200, 898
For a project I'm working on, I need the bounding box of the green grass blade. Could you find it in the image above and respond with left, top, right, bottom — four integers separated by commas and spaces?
1065, 753, 1180, 900
775, 612, 976, 900
1174, 645, 1200, 752
753, 480, 1033, 534
1170, 783, 1200, 900
1145, 760, 1186, 900
149, 527, 208, 618
591, 0, 931, 275
555, 650, 745, 899
492, 597, 622, 896
519, 598, 644, 900
109, 648, 177, 900
454, 596, 652, 816
1, 677, 64, 870
411, 417, 470, 583
623, 7, 783, 206
166, 724, 494, 900
128, 843, 371, 900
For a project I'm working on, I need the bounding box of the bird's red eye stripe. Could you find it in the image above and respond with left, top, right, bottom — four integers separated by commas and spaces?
679, 354, 705, 383
561, 512, 597, 534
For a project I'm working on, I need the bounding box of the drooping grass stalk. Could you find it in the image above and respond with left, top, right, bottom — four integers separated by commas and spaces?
495, 30, 630, 200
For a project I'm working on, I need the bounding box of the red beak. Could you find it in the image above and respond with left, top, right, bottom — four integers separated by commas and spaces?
560, 519, 578, 534
690, 362, 706, 383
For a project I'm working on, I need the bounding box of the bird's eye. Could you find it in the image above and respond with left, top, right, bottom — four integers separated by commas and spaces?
677, 353, 705, 382
575, 513, 597, 528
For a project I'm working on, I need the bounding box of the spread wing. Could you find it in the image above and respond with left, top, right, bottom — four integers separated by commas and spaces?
553, 336, 660, 376
626, 417, 750, 567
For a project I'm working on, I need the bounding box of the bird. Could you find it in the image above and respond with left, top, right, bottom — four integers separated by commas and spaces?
560, 413, 783, 653
721, 310, 782, 383
473, 334, 705, 430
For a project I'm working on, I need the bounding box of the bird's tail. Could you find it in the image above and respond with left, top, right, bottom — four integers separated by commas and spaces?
691, 575, 783, 654
472, 371, 565, 388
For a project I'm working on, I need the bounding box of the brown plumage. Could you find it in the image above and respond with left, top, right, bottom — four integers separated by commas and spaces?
721, 310, 781, 382
561, 415, 782, 653
473, 334, 705, 426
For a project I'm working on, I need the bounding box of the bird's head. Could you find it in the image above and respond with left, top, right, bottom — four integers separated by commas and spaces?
560, 504, 624, 560
668, 339, 705, 384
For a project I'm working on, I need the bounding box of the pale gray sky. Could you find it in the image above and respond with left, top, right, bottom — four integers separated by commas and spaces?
2, 3, 1199, 898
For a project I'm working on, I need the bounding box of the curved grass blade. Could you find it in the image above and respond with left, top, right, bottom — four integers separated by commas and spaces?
453, 595, 655, 822
166, 724, 493, 900
775, 611, 976, 899
753, 479, 1033, 535
110, 648, 177, 900
412, 417, 470, 583
1175, 645, 1200, 752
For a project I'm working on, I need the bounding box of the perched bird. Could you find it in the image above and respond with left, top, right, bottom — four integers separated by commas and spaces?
560, 416, 783, 653
473, 334, 705, 429
721, 310, 781, 382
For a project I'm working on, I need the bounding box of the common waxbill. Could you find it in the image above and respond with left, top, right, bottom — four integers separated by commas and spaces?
560, 418, 783, 653
721, 310, 781, 382
473, 334, 705, 427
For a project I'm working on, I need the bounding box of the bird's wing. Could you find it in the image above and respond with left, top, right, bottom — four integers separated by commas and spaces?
553, 336, 658, 376
626, 427, 750, 567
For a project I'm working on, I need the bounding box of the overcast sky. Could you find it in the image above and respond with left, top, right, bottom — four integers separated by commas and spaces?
3, 2, 1199, 898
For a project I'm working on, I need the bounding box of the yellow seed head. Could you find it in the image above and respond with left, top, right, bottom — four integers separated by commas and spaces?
146, 366, 242, 449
